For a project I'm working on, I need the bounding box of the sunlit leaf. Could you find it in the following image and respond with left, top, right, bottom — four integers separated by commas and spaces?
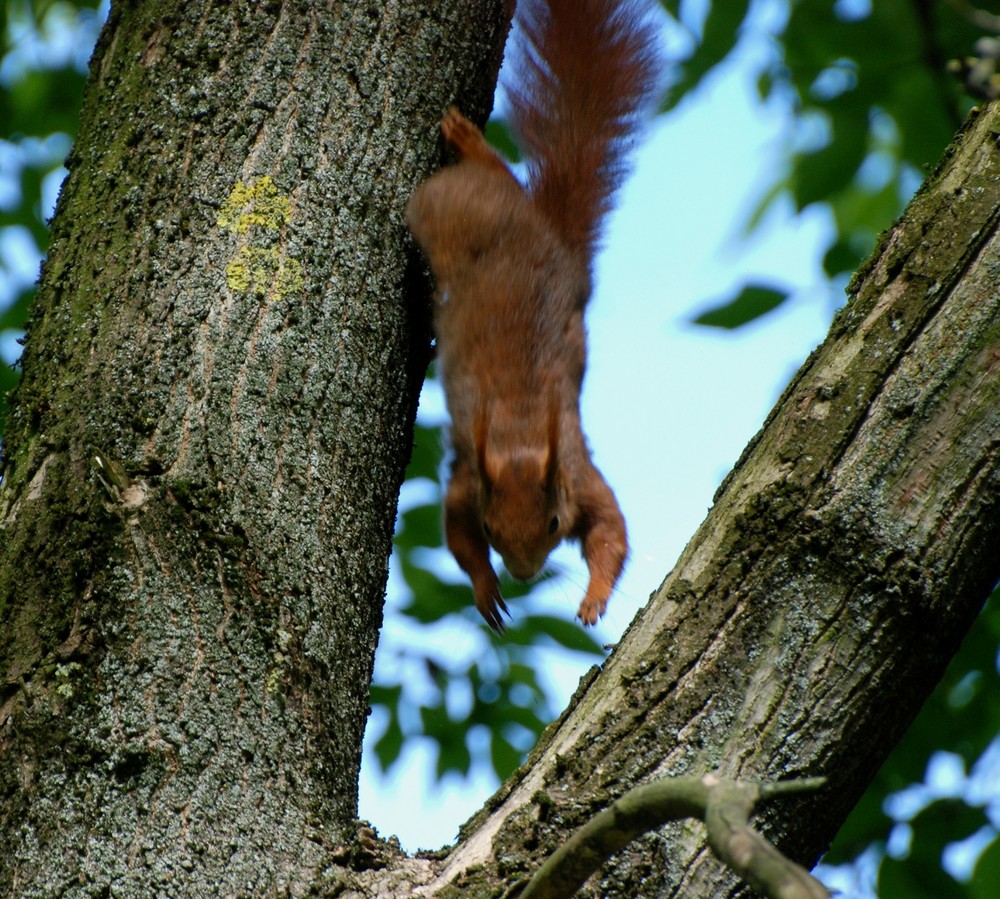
692, 284, 789, 329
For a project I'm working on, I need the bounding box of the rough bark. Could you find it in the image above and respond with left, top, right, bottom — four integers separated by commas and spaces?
0, 1, 508, 895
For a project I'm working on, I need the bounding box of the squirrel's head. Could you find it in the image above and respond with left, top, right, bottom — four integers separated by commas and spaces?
476, 400, 568, 580
480, 447, 568, 580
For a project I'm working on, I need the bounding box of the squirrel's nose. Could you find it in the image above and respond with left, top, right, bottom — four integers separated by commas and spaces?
503, 556, 542, 581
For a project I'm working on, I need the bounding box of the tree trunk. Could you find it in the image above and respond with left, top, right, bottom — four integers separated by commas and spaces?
0, 1, 508, 895
2, 2, 998, 898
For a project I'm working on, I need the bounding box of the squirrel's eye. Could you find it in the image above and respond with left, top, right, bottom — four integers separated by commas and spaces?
548, 516, 559, 535
483, 522, 492, 539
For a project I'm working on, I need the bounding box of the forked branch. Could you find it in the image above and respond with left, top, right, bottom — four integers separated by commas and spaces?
516, 775, 829, 899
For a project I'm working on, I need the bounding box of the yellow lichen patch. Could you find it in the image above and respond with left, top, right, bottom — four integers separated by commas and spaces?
217, 176, 303, 299
217, 176, 292, 234
225, 247, 303, 296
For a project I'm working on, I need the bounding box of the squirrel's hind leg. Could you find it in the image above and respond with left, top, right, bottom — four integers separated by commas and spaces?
441, 107, 510, 173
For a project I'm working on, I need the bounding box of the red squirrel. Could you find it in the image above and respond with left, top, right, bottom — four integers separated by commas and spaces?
405, 0, 659, 631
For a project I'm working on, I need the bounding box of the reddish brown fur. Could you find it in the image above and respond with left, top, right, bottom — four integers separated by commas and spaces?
508, 0, 661, 263
405, 1, 659, 631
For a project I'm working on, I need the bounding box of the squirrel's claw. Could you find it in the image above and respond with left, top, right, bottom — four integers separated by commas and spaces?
477, 585, 510, 634
577, 592, 608, 627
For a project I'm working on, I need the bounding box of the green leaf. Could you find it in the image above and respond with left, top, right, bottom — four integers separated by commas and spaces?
495, 704, 546, 736
436, 737, 471, 778
879, 851, 965, 899
486, 118, 521, 163
419, 701, 448, 734
405, 422, 443, 484
397, 561, 473, 624
395, 500, 443, 551
369, 684, 405, 770
498, 569, 550, 601
663, 0, 752, 113
369, 683, 403, 707
822, 237, 865, 278
506, 660, 541, 685
970, 833, 1000, 899
911, 799, 989, 850
0, 284, 32, 334
510, 615, 604, 655
1, 67, 86, 138
889, 68, 963, 169
421, 703, 473, 778
823, 786, 890, 864
691, 284, 789, 329
879, 798, 988, 899
490, 731, 523, 779
790, 91, 871, 211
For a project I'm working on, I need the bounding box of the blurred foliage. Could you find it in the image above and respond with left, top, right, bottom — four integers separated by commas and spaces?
0, 0, 101, 432
500, 0, 981, 325
4, 0, 1000, 888
666, 0, 980, 327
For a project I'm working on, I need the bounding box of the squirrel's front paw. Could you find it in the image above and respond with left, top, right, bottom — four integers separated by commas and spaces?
577, 591, 609, 626
475, 579, 510, 634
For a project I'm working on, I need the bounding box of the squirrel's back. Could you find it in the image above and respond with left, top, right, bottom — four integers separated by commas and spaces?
506, 0, 660, 265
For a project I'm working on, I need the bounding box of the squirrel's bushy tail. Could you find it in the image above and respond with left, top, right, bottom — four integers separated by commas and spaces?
505, 0, 661, 263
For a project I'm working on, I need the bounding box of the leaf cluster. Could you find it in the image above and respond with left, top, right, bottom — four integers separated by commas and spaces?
667, 0, 981, 328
